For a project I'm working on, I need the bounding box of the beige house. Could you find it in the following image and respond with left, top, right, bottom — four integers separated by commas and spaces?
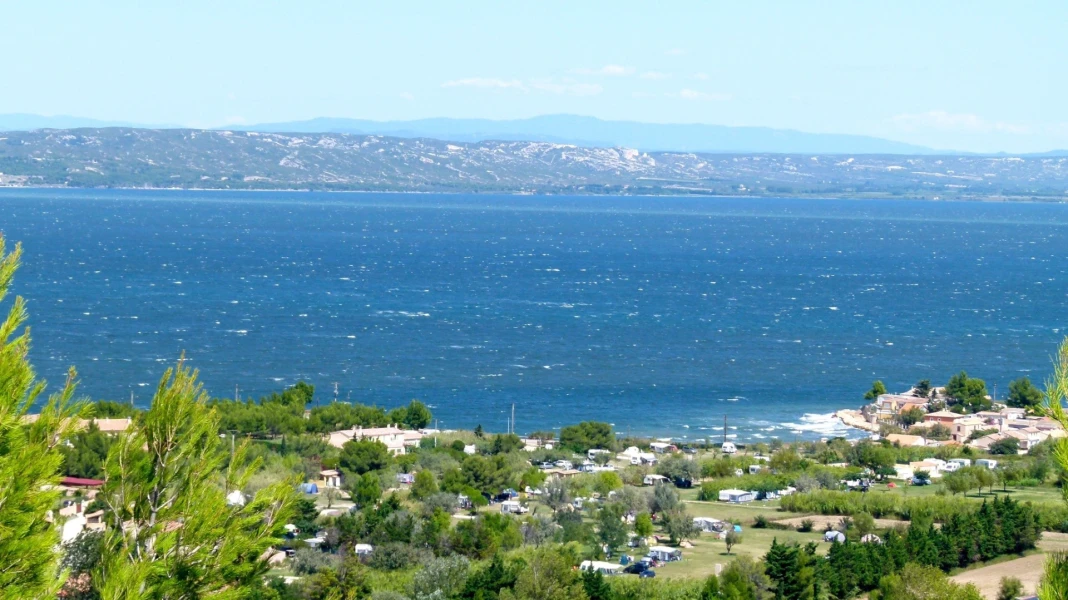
924, 410, 966, 426
884, 433, 926, 447
327, 425, 409, 455
951, 417, 987, 443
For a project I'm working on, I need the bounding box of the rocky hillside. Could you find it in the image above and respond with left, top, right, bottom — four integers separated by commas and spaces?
0, 128, 1066, 199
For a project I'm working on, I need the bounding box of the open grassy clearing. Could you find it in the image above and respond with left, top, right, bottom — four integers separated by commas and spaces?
866, 480, 1066, 505
772, 515, 907, 530
949, 533, 1068, 598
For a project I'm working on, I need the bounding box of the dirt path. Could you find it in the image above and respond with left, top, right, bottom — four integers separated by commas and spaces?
949, 533, 1068, 598
773, 515, 908, 530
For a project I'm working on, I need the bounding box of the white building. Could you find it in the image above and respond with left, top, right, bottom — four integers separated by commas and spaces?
327, 424, 410, 455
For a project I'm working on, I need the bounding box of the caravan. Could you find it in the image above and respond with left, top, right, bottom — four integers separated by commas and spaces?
500, 500, 529, 514
580, 561, 624, 576
647, 546, 683, 562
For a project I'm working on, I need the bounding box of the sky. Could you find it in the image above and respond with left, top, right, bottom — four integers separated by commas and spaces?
3, 1, 1066, 153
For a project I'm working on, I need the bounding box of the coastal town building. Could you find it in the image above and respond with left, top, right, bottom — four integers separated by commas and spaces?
951, 416, 987, 443
923, 410, 965, 426
326, 424, 422, 455
884, 433, 926, 447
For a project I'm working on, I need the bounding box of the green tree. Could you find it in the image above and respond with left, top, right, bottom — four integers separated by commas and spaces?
353, 472, 382, 508
339, 439, 393, 475
662, 506, 699, 544
1008, 377, 1044, 411
725, 529, 742, 555
391, 399, 432, 430
873, 563, 983, 600
945, 371, 990, 413
898, 407, 926, 429
634, 512, 654, 539
580, 569, 612, 600
595, 504, 628, 555
544, 479, 571, 513
95, 359, 298, 599
942, 470, 974, 496
0, 238, 87, 599
865, 380, 888, 401
559, 421, 613, 453
501, 547, 585, 600
410, 469, 438, 500
593, 471, 623, 497
61, 422, 113, 479
990, 437, 1020, 455
491, 433, 524, 455
914, 379, 932, 398
764, 539, 802, 600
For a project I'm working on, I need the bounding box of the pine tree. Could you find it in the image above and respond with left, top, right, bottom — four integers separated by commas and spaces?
94, 359, 299, 599
0, 237, 87, 599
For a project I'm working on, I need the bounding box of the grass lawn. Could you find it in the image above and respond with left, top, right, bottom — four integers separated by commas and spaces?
652, 525, 828, 580
866, 480, 1065, 505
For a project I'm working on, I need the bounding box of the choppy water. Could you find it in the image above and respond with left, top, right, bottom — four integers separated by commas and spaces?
2, 189, 1067, 442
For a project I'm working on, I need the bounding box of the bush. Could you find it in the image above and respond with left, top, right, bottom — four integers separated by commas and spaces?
753, 515, 769, 529
797, 518, 815, 533
368, 542, 430, 571
291, 548, 341, 575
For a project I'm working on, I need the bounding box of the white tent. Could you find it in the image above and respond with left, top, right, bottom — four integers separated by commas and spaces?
824, 531, 846, 543
580, 560, 623, 575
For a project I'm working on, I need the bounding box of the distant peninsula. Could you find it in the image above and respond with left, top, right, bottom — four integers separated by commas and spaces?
1, 127, 1067, 201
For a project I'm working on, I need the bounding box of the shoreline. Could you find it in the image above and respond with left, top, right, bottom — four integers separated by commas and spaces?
0, 184, 1060, 204
835, 408, 880, 434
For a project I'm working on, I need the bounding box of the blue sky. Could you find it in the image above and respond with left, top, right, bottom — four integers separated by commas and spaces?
4, 1, 1066, 152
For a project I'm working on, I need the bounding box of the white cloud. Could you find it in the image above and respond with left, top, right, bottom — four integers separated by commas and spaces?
441, 77, 601, 96
692, 72, 709, 80
640, 71, 671, 80
891, 110, 1030, 134
673, 88, 732, 101
570, 64, 635, 76
529, 81, 603, 96
665, 48, 687, 56
399, 92, 415, 101
441, 77, 526, 90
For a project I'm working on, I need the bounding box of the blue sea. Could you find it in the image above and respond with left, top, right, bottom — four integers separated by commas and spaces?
2, 189, 1067, 442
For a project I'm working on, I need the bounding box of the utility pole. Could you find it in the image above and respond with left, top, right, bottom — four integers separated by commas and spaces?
511, 403, 516, 435
129, 390, 134, 407
332, 382, 339, 404
723, 415, 727, 445
234, 384, 239, 403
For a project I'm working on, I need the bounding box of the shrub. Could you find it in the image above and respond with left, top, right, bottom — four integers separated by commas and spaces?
291, 548, 341, 575
753, 515, 769, 529
368, 542, 430, 571
798, 518, 815, 533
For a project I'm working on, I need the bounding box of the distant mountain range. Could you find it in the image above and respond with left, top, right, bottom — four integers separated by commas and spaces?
0, 127, 1066, 200
231, 115, 941, 155
4, 113, 1066, 157
0, 113, 173, 131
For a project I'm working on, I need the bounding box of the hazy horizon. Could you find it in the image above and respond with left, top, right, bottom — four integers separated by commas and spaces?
3, 1, 1066, 153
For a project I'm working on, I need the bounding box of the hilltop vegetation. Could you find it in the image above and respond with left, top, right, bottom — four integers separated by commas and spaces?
1, 128, 1068, 200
